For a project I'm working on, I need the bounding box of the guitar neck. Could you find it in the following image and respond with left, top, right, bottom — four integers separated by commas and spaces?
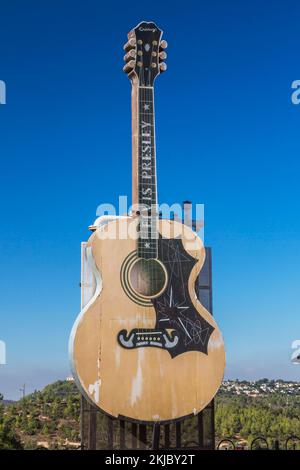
132, 81, 157, 208
131, 80, 158, 258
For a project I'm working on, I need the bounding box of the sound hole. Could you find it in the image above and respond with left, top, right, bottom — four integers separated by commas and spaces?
129, 258, 167, 298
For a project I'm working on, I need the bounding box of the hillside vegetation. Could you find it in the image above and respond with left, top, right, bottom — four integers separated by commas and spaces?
1, 379, 300, 449
0, 381, 80, 449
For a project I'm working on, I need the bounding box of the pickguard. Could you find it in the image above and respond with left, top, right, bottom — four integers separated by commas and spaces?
152, 237, 214, 358
118, 236, 214, 358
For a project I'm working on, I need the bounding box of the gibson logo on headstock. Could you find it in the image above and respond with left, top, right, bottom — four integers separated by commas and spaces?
123, 21, 167, 87
139, 27, 157, 32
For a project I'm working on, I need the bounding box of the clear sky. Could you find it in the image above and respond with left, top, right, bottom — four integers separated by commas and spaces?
1, 0, 300, 399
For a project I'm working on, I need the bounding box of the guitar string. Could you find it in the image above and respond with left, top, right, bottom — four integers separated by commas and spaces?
149, 40, 158, 337
136, 37, 161, 341
140, 58, 146, 335
139, 64, 143, 334
140, 59, 150, 336
151, 39, 159, 337
149, 42, 155, 333
151, 40, 158, 304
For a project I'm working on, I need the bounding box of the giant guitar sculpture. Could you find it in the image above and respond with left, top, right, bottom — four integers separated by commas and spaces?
69, 21, 225, 423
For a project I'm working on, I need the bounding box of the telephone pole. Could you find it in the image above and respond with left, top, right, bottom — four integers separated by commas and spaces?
19, 384, 26, 399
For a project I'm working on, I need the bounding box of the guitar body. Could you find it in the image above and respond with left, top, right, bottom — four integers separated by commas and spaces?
69, 217, 225, 422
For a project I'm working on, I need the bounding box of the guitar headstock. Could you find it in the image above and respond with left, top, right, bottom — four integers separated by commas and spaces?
123, 21, 167, 86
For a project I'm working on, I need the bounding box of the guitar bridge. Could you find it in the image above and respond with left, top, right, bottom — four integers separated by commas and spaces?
117, 328, 179, 350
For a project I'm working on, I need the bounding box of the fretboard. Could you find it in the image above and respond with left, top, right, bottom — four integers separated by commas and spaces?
137, 86, 158, 259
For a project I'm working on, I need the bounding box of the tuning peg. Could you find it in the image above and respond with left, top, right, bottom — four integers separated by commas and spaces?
123, 49, 136, 61
160, 40, 168, 49
123, 60, 135, 73
159, 51, 167, 60
159, 62, 167, 72
123, 38, 136, 51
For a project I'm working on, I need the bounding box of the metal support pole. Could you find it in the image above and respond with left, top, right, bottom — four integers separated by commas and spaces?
139, 424, 147, 449
210, 400, 215, 449
80, 395, 85, 449
151, 423, 160, 450
131, 423, 138, 449
175, 422, 181, 448
120, 420, 125, 449
107, 416, 114, 449
198, 412, 204, 447
164, 424, 170, 448
88, 404, 97, 450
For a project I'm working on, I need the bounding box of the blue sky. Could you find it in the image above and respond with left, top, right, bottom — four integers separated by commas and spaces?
1, 0, 300, 399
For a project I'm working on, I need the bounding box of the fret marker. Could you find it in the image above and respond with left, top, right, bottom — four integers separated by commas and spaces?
144, 104, 150, 110
145, 242, 150, 248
